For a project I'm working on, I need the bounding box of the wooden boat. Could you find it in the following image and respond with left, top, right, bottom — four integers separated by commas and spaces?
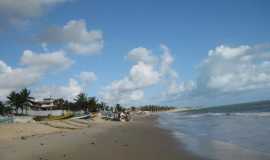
101, 111, 119, 121
48, 112, 73, 120
0, 116, 13, 124
70, 113, 91, 120
34, 112, 73, 121
33, 115, 48, 121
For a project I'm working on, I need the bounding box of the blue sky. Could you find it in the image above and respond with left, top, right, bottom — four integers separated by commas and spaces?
0, 0, 270, 107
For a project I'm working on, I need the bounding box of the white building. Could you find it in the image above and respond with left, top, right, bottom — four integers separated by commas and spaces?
31, 98, 56, 110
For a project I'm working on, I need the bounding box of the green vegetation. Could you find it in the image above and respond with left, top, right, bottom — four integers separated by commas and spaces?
0, 101, 5, 115
140, 105, 176, 112
0, 88, 177, 116
74, 93, 89, 111
0, 101, 13, 115
115, 104, 125, 112
53, 98, 65, 109
72, 93, 99, 112
7, 88, 33, 115
0, 89, 110, 115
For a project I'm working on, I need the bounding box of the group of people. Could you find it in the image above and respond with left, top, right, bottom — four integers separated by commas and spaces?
119, 111, 130, 122
101, 110, 131, 122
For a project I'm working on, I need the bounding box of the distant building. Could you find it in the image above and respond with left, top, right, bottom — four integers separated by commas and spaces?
31, 98, 56, 110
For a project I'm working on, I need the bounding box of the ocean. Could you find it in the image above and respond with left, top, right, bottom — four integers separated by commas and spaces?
158, 102, 270, 160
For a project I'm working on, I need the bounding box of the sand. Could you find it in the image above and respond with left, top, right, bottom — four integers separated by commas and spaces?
0, 115, 201, 160
0, 122, 62, 142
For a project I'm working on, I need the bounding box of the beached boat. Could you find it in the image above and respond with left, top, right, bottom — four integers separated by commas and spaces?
71, 113, 91, 120
0, 116, 14, 124
34, 112, 73, 121
48, 112, 73, 120
101, 111, 119, 121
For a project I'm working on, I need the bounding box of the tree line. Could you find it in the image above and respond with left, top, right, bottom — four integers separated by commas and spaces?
0, 88, 126, 116
0, 88, 33, 115
139, 105, 176, 112
0, 88, 176, 116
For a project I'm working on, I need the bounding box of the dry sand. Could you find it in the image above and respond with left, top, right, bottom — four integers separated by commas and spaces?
0, 115, 202, 160
0, 122, 62, 142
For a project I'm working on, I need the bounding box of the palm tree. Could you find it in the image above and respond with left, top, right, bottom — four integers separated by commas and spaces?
97, 102, 106, 111
19, 88, 34, 114
74, 93, 88, 111
7, 88, 33, 115
7, 91, 20, 114
115, 104, 123, 112
53, 98, 65, 109
0, 102, 13, 115
105, 106, 110, 111
87, 97, 97, 112
0, 101, 5, 115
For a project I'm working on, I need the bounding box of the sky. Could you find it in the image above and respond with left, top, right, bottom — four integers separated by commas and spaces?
0, 0, 270, 107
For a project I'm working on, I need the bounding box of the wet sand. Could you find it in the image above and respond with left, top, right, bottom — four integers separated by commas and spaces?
0, 115, 201, 160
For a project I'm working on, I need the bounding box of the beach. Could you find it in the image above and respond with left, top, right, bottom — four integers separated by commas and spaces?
0, 114, 201, 160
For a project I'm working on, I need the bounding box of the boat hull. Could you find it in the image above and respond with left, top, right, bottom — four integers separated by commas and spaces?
71, 114, 91, 120
34, 112, 73, 121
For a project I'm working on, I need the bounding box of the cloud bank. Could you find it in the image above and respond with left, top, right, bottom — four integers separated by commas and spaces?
100, 44, 270, 106
164, 44, 270, 106
100, 44, 185, 105
0, 0, 68, 30
38, 19, 104, 55
0, 50, 73, 99
196, 44, 270, 94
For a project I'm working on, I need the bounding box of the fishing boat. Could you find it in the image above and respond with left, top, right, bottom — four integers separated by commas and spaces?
0, 116, 14, 124
48, 112, 73, 120
71, 113, 91, 120
101, 111, 119, 121
34, 111, 73, 121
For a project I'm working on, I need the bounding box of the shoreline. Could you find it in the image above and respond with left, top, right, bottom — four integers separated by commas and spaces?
0, 114, 202, 160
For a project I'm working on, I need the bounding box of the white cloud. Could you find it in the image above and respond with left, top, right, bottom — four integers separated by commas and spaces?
0, 60, 12, 74
21, 50, 73, 72
39, 19, 104, 55
159, 44, 270, 106
100, 45, 184, 105
149, 44, 270, 106
208, 45, 250, 59
0, 0, 68, 29
100, 46, 162, 104
160, 44, 178, 78
100, 61, 160, 104
33, 78, 82, 101
0, 50, 73, 100
158, 44, 194, 100
0, 67, 42, 99
166, 81, 195, 96
101, 44, 270, 106
78, 71, 97, 89
198, 44, 270, 93
127, 47, 157, 64
100, 78, 145, 104
129, 62, 160, 87
33, 71, 97, 101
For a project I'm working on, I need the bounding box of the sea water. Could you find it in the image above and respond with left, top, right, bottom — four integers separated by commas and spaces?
158, 109, 270, 160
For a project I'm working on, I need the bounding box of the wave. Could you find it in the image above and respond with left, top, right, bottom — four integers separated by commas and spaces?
180, 100, 270, 114
178, 112, 270, 118
231, 112, 270, 117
